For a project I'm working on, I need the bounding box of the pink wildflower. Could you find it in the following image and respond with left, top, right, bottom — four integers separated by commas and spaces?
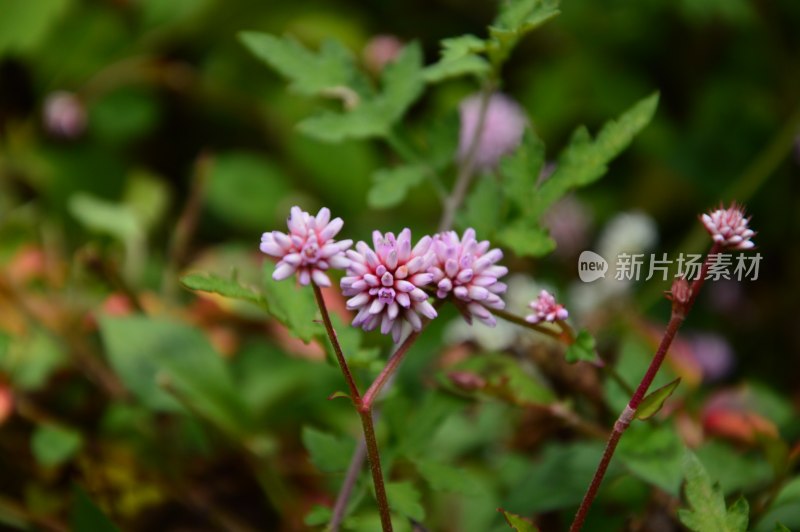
458, 92, 527, 170
429, 228, 507, 326
525, 290, 569, 325
43, 91, 86, 139
363, 35, 404, 74
700, 204, 756, 250
341, 229, 437, 342
260, 206, 352, 287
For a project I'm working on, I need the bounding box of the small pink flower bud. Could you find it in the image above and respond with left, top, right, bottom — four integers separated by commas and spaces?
700, 203, 756, 250
525, 290, 569, 325
363, 35, 404, 75
448, 371, 487, 391
458, 92, 527, 170
43, 91, 86, 139
260, 206, 352, 287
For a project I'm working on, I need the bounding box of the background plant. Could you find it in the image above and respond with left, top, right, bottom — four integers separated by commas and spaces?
0, 0, 798, 531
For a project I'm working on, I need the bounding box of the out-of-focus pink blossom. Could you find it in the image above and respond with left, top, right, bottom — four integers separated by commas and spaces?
43, 91, 86, 138
525, 290, 569, 325
458, 92, 527, 170
260, 206, 352, 287
542, 196, 591, 259
363, 35, 404, 74
429, 228, 507, 327
700, 204, 756, 250
0, 384, 12, 426
691, 333, 735, 383
341, 229, 437, 342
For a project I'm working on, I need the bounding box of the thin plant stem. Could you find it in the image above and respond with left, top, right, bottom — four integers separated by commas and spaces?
490, 307, 571, 343
329, 439, 368, 532
312, 284, 394, 532
438, 85, 493, 232
360, 330, 421, 412
569, 243, 722, 531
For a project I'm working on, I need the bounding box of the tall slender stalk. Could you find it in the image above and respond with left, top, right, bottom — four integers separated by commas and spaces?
312, 285, 394, 532
568, 243, 722, 531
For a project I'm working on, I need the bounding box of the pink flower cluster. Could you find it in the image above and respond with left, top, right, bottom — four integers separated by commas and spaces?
700, 204, 756, 250
525, 290, 569, 325
261, 207, 512, 342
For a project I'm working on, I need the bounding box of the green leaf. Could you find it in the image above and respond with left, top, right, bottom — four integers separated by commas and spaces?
304, 505, 332, 526
499, 131, 545, 213
0, 0, 72, 54
239, 32, 356, 96
71, 488, 118, 532
564, 330, 598, 364
636, 378, 681, 420
424, 35, 490, 83
31, 425, 83, 467
495, 221, 555, 258
459, 177, 502, 237
301, 426, 356, 473
180, 272, 266, 308
262, 263, 323, 343
69, 193, 142, 242
99, 316, 254, 437
500, 508, 539, 532
2, 328, 66, 391
678, 451, 750, 532
297, 42, 424, 142
367, 165, 427, 209
695, 442, 772, 495
774, 524, 791, 532
386, 481, 425, 521
206, 152, 290, 231
488, 0, 561, 67
123, 170, 170, 232
617, 423, 684, 494
413, 459, 481, 495
90, 88, 159, 143
531, 92, 659, 217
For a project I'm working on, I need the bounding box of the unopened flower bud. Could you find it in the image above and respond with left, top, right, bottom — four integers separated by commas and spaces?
700, 203, 756, 250
667, 277, 692, 316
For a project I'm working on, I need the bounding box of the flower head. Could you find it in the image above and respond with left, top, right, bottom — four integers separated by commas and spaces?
429, 228, 507, 326
260, 206, 352, 286
43, 91, 86, 139
700, 204, 755, 250
525, 290, 569, 325
458, 92, 527, 170
341, 229, 437, 342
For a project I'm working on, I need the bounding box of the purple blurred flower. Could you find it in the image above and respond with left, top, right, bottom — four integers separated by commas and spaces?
701, 204, 756, 250
526, 290, 569, 325
691, 333, 735, 383
43, 91, 86, 139
341, 229, 437, 342
260, 206, 352, 287
458, 92, 527, 170
363, 35, 404, 74
429, 228, 507, 326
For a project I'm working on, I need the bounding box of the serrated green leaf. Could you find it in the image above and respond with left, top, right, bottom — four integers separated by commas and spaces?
239, 32, 355, 97
31, 425, 83, 467
386, 481, 425, 521
71, 488, 118, 532
617, 423, 684, 494
301, 426, 356, 473
262, 262, 323, 343
459, 177, 502, 237
424, 35, 490, 83
500, 508, 539, 532
99, 316, 254, 437
413, 459, 481, 495
367, 165, 427, 209
499, 131, 545, 213
678, 451, 750, 532
488, 0, 561, 67
495, 221, 555, 258
564, 330, 597, 363
180, 272, 265, 307
636, 378, 681, 420
531, 92, 659, 217
297, 42, 424, 143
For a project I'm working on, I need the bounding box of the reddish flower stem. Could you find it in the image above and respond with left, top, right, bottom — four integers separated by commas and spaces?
312, 285, 393, 532
568, 243, 722, 531
360, 330, 421, 412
